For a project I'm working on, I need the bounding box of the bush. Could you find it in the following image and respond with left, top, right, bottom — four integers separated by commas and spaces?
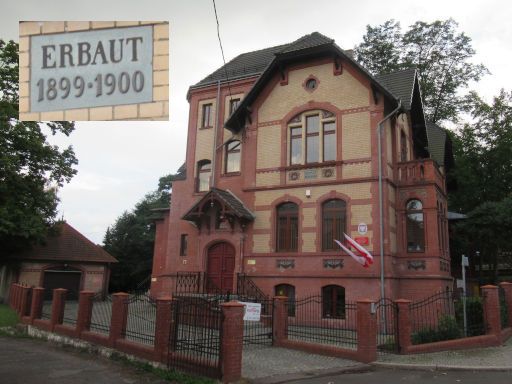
412, 315, 462, 345
455, 297, 484, 336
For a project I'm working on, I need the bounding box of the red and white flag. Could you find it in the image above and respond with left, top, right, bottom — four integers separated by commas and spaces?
344, 233, 374, 265
334, 239, 369, 268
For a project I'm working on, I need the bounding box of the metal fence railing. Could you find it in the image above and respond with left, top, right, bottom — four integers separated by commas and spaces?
169, 296, 222, 379
123, 293, 157, 346
409, 290, 484, 345
499, 286, 509, 329
286, 295, 358, 350
89, 294, 112, 334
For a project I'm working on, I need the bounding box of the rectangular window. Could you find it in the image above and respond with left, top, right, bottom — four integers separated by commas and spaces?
306, 115, 320, 163
229, 98, 240, 115
290, 127, 302, 165
201, 103, 213, 128
225, 141, 241, 173
323, 122, 336, 161
180, 234, 188, 256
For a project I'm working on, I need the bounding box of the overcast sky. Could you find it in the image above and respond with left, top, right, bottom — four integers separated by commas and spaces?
1, 0, 511, 244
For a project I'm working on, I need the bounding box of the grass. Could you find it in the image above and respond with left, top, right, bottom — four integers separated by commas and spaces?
109, 352, 218, 384
0, 304, 19, 327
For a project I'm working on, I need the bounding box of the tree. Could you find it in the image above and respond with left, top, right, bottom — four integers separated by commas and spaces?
103, 173, 175, 292
354, 19, 488, 123
0, 40, 77, 258
449, 89, 512, 213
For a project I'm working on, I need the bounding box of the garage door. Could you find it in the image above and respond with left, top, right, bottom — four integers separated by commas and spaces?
43, 269, 82, 300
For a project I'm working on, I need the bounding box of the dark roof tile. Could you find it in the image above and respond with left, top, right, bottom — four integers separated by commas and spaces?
375, 68, 417, 110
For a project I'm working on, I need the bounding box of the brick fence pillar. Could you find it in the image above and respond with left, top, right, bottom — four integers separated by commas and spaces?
9, 283, 17, 310
30, 287, 45, 322
109, 292, 129, 347
499, 282, 512, 328
154, 296, 174, 363
76, 291, 95, 336
272, 296, 288, 346
220, 301, 244, 383
50, 288, 67, 331
356, 300, 377, 363
395, 299, 412, 353
481, 285, 501, 344
14, 284, 21, 312
20, 286, 31, 318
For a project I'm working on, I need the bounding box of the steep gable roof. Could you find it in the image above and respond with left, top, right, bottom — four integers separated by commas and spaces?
425, 121, 454, 170
375, 68, 417, 110
17, 222, 117, 263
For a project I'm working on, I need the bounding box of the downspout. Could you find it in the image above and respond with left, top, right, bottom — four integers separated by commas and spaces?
377, 100, 401, 300
211, 80, 221, 188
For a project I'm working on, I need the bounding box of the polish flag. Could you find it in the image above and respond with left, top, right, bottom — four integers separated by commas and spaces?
334, 239, 369, 268
344, 233, 374, 265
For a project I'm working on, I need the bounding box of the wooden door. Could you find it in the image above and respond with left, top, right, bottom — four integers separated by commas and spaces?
207, 242, 235, 294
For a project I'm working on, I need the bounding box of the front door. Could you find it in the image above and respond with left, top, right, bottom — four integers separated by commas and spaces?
207, 242, 235, 294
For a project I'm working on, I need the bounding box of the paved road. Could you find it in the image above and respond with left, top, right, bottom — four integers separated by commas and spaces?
284, 368, 512, 384
0, 336, 166, 384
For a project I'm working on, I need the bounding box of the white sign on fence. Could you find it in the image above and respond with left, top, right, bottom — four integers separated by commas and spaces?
239, 302, 262, 321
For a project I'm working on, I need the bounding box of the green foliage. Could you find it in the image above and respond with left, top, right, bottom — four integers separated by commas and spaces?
103, 174, 175, 292
412, 315, 462, 345
354, 19, 488, 123
455, 297, 484, 336
0, 304, 19, 327
0, 40, 77, 258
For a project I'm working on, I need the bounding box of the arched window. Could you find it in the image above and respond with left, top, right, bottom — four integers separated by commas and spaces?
276, 202, 299, 252
400, 130, 407, 162
406, 199, 425, 252
322, 199, 346, 251
197, 160, 211, 192
225, 140, 241, 173
322, 285, 345, 319
288, 110, 336, 165
275, 284, 296, 316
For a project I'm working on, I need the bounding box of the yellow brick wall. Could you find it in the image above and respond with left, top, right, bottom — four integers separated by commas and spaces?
302, 207, 316, 227
194, 99, 216, 173
254, 183, 372, 206
255, 172, 281, 186
256, 125, 281, 169
351, 204, 372, 226
253, 234, 271, 253
258, 63, 369, 122
342, 162, 371, 179
19, 21, 169, 121
342, 112, 371, 160
253, 210, 271, 230
302, 232, 316, 252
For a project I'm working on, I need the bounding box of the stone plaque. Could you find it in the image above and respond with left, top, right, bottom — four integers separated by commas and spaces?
304, 169, 317, 180
30, 25, 153, 111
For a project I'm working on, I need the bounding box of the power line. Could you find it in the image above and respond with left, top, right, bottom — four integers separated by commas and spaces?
212, 0, 233, 100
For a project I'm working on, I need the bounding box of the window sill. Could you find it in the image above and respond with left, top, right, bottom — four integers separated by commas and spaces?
285, 161, 337, 171
199, 126, 213, 130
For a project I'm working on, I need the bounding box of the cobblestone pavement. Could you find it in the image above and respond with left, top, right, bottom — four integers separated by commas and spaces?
376, 337, 512, 369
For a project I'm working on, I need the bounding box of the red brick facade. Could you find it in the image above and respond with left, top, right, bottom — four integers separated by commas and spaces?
150, 34, 452, 303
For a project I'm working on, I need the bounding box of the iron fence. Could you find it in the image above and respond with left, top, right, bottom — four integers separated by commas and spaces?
237, 295, 273, 345
41, 289, 52, 320
175, 272, 203, 294
286, 295, 358, 349
62, 299, 79, 326
409, 290, 484, 345
168, 296, 222, 379
375, 298, 399, 354
90, 294, 112, 334
123, 293, 157, 346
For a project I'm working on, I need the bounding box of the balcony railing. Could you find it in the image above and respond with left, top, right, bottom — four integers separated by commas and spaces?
396, 159, 445, 190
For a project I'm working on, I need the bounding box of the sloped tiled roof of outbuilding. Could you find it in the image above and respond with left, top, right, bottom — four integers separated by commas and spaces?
374, 68, 417, 110
17, 222, 117, 263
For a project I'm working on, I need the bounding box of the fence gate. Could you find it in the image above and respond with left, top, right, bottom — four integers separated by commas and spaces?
238, 295, 274, 346
168, 297, 222, 379
375, 298, 399, 354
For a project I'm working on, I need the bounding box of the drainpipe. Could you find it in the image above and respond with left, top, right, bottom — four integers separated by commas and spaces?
377, 100, 401, 301
211, 80, 221, 189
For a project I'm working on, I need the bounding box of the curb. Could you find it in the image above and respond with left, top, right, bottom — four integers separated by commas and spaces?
248, 364, 372, 384
372, 362, 512, 372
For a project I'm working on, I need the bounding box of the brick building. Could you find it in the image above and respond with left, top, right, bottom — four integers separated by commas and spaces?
150, 32, 453, 303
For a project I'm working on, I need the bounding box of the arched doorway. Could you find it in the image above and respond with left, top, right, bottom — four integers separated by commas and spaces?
206, 242, 235, 294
